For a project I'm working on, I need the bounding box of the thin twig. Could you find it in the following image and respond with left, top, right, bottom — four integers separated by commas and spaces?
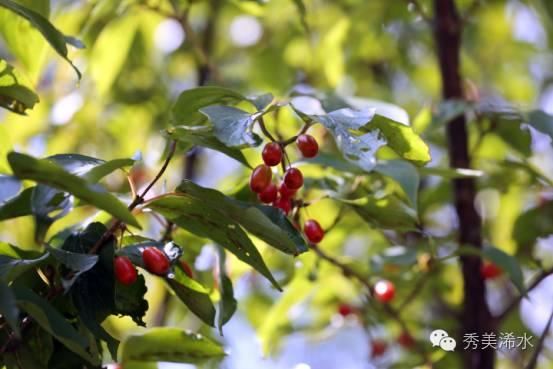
524, 306, 553, 369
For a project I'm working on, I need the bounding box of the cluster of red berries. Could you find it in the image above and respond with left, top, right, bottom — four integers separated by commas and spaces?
249, 134, 325, 244
114, 247, 170, 285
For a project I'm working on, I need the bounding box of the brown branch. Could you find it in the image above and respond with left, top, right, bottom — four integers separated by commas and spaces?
433, 1, 493, 368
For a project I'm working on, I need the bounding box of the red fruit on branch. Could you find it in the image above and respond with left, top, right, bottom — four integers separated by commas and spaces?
114, 256, 137, 285
258, 183, 278, 203
338, 303, 354, 317
373, 280, 395, 303
273, 197, 292, 215
371, 340, 387, 358
142, 247, 170, 276
262, 142, 283, 166
296, 134, 319, 158
304, 219, 324, 243
278, 182, 297, 199
250, 164, 272, 193
283, 168, 303, 190
481, 262, 502, 280
398, 331, 415, 349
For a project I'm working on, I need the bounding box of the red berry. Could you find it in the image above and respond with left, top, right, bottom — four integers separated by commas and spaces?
481, 262, 502, 280
258, 183, 278, 203
304, 219, 324, 243
371, 340, 387, 358
180, 261, 195, 279
398, 331, 415, 349
250, 165, 272, 193
142, 247, 170, 276
296, 134, 319, 158
283, 168, 303, 190
114, 256, 137, 285
262, 142, 283, 166
338, 303, 354, 317
278, 182, 297, 199
373, 280, 395, 303
273, 197, 292, 215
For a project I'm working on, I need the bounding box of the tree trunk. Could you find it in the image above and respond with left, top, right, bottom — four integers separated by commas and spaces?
432, 1, 495, 368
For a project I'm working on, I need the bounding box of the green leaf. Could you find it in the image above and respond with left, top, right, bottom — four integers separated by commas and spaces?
429, 99, 472, 129
121, 327, 225, 364
248, 92, 274, 111
338, 195, 418, 231
47, 154, 135, 182
172, 86, 246, 126
365, 114, 431, 165
166, 267, 216, 327
0, 280, 20, 337
0, 58, 39, 114
31, 185, 72, 242
115, 274, 148, 327
12, 285, 94, 363
7, 152, 140, 228
44, 244, 99, 290
0, 186, 33, 221
374, 160, 419, 208
147, 194, 282, 290
527, 110, 553, 145
0, 175, 21, 203
0, 0, 82, 79
85, 158, 135, 182
304, 107, 385, 171
200, 105, 262, 147
512, 201, 553, 249
167, 126, 251, 168
176, 180, 307, 255
482, 246, 525, 295
492, 113, 531, 156
216, 247, 236, 335
0, 244, 48, 282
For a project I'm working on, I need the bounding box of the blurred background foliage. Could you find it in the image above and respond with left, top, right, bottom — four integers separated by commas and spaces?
1, 0, 553, 368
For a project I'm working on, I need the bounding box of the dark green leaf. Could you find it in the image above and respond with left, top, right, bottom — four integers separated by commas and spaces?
166, 267, 216, 327
248, 92, 274, 111
0, 0, 82, 78
0, 243, 48, 282
492, 114, 531, 156
216, 247, 236, 335
7, 152, 140, 228
0, 58, 39, 114
47, 154, 134, 182
200, 105, 262, 147
121, 327, 225, 364
512, 201, 553, 249
527, 110, 553, 145
172, 86, 246, 126
167, 126, 251, 168
429, 99, 472, 129
115, 274, 148, 327
147, 194, 281, 290
85, 158, 135, 182
374, 160, 419, 208
12, 285, 95, 363
31, 185, 72, 242
44, 244, 98, 290
482, 246, 525, 295
0, 187, 33, 221
0, 280, 20, 336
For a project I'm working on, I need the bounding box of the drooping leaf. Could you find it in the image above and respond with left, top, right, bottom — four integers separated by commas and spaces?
482, 246, 525, 295
7, 152, 140, 228
0, 243, 48, 282
512, 201, 553, 249
172, 86, 246, 125
176, 180, 307, 255
375, 160, 419, 208
121, 328, 225, 364
491, 112, 532, 156
47, 154, 135, 182
0, 0, 82, 78
0, 58, 39, 114
0, 280, 20, 337
167, 126, 251, 168
147, 193, 282, 290
527, 110, 553, 145
216, 247, 237, 334
115, 274, 148, 327
44, 244, 98, 290
166, 267, 216, 327
0, 187, 33, 221
248, 92, 274, 111
31, 185, 73, 242
429, 99, 472, 130
12, 285, 95, 363
200, 105, 262, 148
